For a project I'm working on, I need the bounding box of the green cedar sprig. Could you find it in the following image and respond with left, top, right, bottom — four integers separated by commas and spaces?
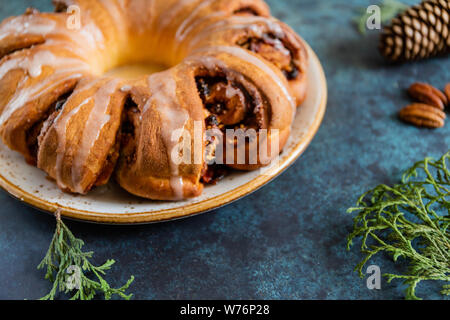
354, 0, 409, 34
347, 152, 450, 300
37, 212, 135, 300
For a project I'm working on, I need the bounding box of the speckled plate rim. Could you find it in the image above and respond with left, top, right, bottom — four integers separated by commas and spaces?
0, 46, 327, 225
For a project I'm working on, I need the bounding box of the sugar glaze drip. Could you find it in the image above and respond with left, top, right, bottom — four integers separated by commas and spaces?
52, 80, 99, 190
188, 16, 286, 52
0, 15, 56, 41
0, 50, 89, 126
0, 73, 85, 129
72, 79, 119, 193
158, 0, 197, 32
0, 50, 88, 80
175, 0, 217, 42
145, 71, 189, 200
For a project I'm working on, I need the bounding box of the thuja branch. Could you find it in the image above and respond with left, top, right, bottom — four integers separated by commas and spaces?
37, 211, 134, 300
347, 152, 450, 300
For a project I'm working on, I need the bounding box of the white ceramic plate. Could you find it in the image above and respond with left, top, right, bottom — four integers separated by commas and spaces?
0, 45, 327, 224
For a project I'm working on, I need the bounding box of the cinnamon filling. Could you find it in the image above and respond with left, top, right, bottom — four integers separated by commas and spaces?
119, 98, 139, 166
196, 72, 268, 183
233, 8, 259, 16
238, 33, 299, 80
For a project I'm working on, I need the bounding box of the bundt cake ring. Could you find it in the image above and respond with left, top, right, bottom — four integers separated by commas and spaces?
0, 0, 309, 201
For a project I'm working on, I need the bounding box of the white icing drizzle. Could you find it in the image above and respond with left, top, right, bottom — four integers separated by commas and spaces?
53, 80, 99, 190
178, 12, 223, 44
54, 99, 90, 189
189, 16, 286, 50
43, 38, 86, 58
220, 16, 284, 37
120, 85, 132, 92
225, 85, 241, 99
71, 79, 119, 193
145, 71, 189, 200
0, 50, 88, 80
158, 0, 197, 31
48, 25, 104, 57
204, 46, 296, 113
78, 22, 106, 51
191, 54, 227, 71
0, 50, 89, 126
0, 11, 105, 58
175, 0, 217, 42
0, 72, 84, 128
272, 38, 291, 57
0, 15, 56, 41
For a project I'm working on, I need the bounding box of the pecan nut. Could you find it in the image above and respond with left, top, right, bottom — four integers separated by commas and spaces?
445, 83, 450, 105
408, 82, 447, 110
399, 103, 446, 128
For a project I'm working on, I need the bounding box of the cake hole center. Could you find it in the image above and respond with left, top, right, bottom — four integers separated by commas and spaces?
104, 62, 168, 80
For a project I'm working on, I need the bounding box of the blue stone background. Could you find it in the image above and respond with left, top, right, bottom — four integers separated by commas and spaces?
0, 0, 448, 300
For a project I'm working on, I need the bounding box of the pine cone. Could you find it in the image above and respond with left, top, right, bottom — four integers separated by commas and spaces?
379, 0, 450, 62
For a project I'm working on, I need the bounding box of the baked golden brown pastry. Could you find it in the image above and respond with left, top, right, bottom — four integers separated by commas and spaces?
0, 0, 309, 200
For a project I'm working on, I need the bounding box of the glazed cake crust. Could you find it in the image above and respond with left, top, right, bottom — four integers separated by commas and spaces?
0, 0, 309, 200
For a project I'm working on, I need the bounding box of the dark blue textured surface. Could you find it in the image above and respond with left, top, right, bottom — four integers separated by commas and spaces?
0, 0, 449, 300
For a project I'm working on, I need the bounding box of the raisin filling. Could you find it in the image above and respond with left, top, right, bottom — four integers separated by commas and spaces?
196, 73, 268, 183
201, 164, 228, 185
197, 76, 267, 129
238, 33, 299, 80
